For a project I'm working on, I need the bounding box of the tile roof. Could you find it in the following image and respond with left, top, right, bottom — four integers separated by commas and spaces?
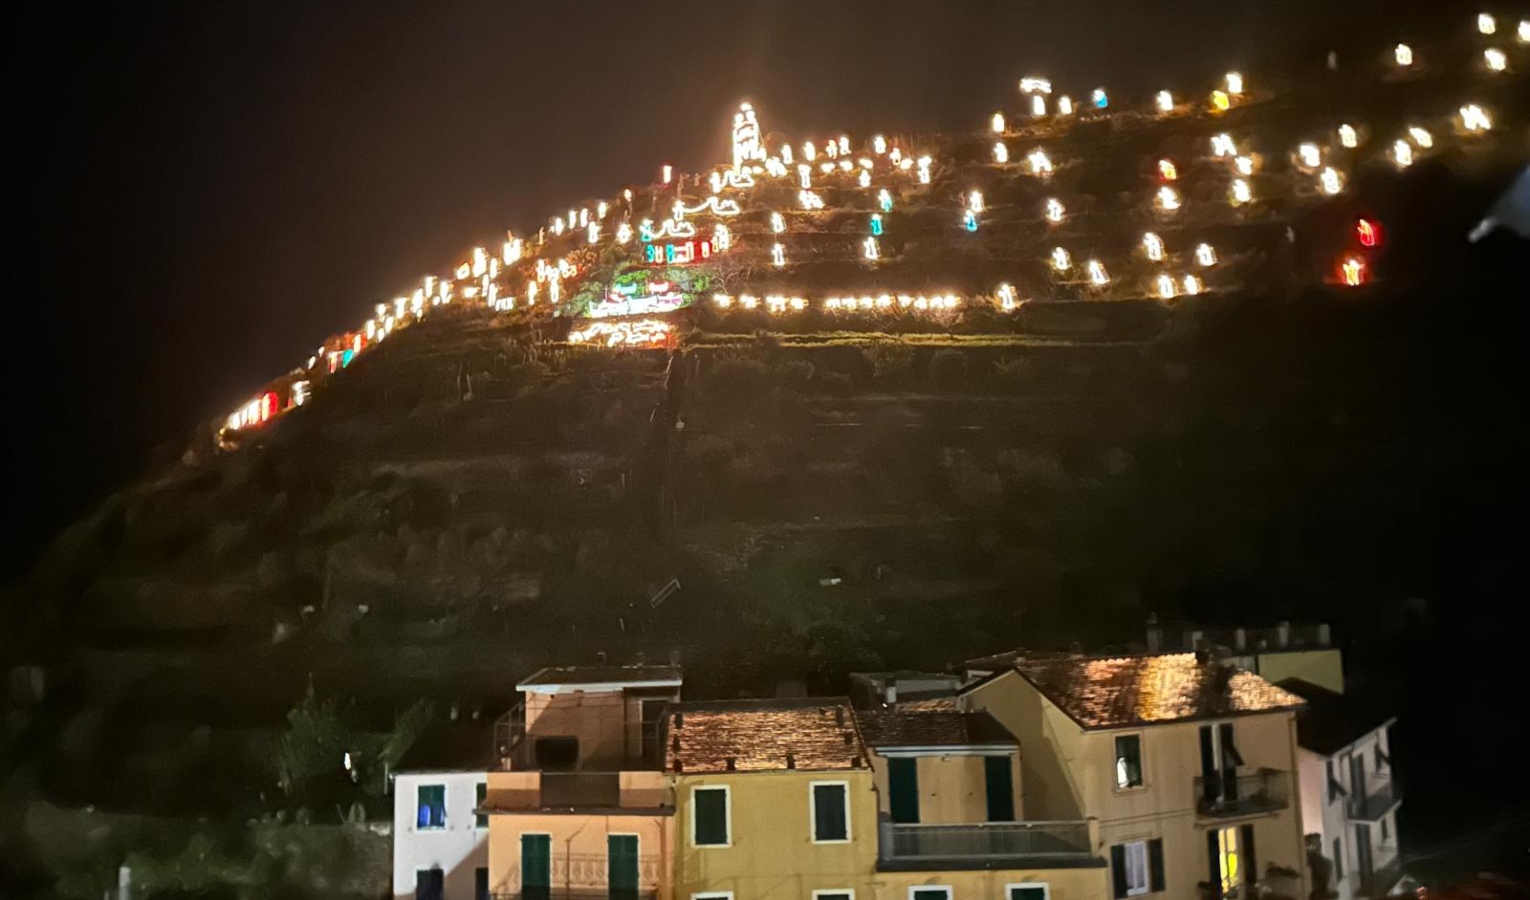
663, 698, 869, 774
896, 697, 960, 712
1278, 678, 1397, 756
517, 664, 682, 690
855, 709, 1017, 749
1010, 653, 1306, 730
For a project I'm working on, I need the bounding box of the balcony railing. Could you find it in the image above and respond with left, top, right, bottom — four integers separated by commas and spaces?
1194, 768, 1291, 818
878, 820, 1094, 868
1359, 857, 1404, 896
1347, 778, 1402, 822
492, 892, 656, 900
494, 702, 527, 769
489, 854, 663, 900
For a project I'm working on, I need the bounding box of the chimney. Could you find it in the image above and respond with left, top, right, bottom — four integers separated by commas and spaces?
634, 650, 647, 665
1189, 629, 1205, 651
597, 651, 608, 664
725, 757, 736, 771
883, 684, 898, 707
1194, 649, 1211, 666
669, 649, 682, 666
1145, 613, 1162, 653
1234, 628, 1247, 652
1318, 623, 1331, 646
1276, 621, 1291, 648
674, 713, 684, 729
786, 752, 796, 769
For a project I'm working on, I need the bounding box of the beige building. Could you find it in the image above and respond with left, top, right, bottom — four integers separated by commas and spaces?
665, 698, 1109, 900
960, 653, 1310, 900
481, 665, 683, 900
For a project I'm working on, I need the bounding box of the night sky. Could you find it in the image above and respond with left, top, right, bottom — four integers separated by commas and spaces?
15, 0, 1456, 575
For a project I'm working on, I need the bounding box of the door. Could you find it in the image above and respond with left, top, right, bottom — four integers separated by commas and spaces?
1350, 753, 1367, 813
1355, 823, 1373, 885
521, 834, 551, 900
889, 757, 919, 823
414, 868, 443, 900
640, 699, 665, 763
984, 755, 1015, 822
609, 835, 640, 900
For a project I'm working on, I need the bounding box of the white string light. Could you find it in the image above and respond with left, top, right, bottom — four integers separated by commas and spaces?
1156, 186, 1181, 212
1229, 179, 1253, 205
1319, 167, 1343, 195
968, 191, 985, 213
1225, 71, 1244, 95
1087, 259, 1110, 286
771, 243, 786, 267
1297, 143, 1321, 169
1394, 44, 1413, 66
1407, 126, 1433, 148
1483, 48, 1507, 72
997, 283, 1020, 310
1195, 243, 1218, 267
1028, 149, 1053, 176
1156, 91, 1174, 113
993, 142, 1009, 164
770, 211, 786, 233
1156, 274, 1179, 299
1057, 95, 1074, 116
1050, 247, 1072, 272
1459, 104, 1492, 133
862, 237, 881, 261
1142, 232, 1165, 261
616, 222, 633, 244
1338, 124, 1359, 148
1478, 13, 1496, 35
1044, 198, 1065, 223
799, 190, 825, 210
991, 112, 1006, 134
1211, 133, 1237, 158
1390, 139, 1414, 169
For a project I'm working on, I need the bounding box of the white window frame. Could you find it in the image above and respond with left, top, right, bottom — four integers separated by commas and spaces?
1005, 883, 1052, 900
813, 890, 855, 900
1113, 732, 1146, 792
1122, 839, 1150, 896
808, 780, 852, 844
693, 893, 734, 900
475, 778, 488, 830
416, 782, 447, 831
908, 886, 952, 900
690, 784, 732, 848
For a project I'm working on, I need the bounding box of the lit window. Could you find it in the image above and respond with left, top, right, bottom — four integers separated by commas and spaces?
416, 784, 446, 829
1115, 735, 1144, 789
1122, 841, 1150, 895
1216, 826, 1242, 897
692, 786, 730, 846
811, 782, 850, 842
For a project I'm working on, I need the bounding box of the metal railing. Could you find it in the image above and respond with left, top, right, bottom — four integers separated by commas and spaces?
878, 820, 1093, 862
492, 892, 656, 900
1194, 768, 1291, 818
1346, 778, 1402, 822
1359, 857, 1404, 896
488, 853, 663, 900
495, 702, 527, 769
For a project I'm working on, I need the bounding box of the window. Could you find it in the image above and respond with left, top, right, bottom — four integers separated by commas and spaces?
1111, 839, 1164, 898
1008, 884, 1051, 900
811, 782, 850, 842
1381, 815, 1390, 843
813, 891, 854, 900
1326, 760, 1346, 803
1332, 837, 1344, 880
521, 834, 551, 900
415, 784, 445, 829
414, 868, 443, 900
909, 887, 951, 900
1214, 826, 1242, 897
985, 756, 1016, 822
1115, 735, 1144, 789
474, 867, 488, 900
476, 781, 488, 829
609, 835, 639, 899
692, 785, 730, 846
533, 736, 579, 769
889, 757, 919, 823
1374, 741, 1386, 771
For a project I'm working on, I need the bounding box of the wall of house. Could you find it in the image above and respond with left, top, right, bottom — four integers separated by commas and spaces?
868, 867, 1108, 900
392, 771, 489, 900
1302, 727, 1401, 900
484, 811, 672, 897
1250, 649, 1343, 693
672, 769, 879, 896
867, 752, 1020, 824
961, 676, 1086, 821
524, 689, 630, 767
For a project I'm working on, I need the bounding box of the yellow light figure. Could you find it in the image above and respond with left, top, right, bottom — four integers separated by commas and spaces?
992, 112, 1006, 133
1051, 247, 1072, 272
1087, 259, 1110, 286
1143, 232, 1165, 261
994, 141, 1010, 164
1045, 198, 1065, 223
1158, 159, 1178, 181
1210, 90, 1231, 112
1341, 256, 1366, 286
1394, 44, 1413, 66
1196, 243, 1217, 267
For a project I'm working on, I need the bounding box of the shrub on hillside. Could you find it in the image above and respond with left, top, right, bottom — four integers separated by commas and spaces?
929, 348, 969, 390
707, 354, 771, 398
864, 344, 915, 384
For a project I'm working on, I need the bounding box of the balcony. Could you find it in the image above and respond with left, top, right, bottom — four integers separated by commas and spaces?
877, 819, 1101, 871
1358, 857, 1404, 897
488, 854, 662, 900
1194, 768, 1291, 819
493, 891, 656, 900
1347, 778, 1402, 822
485, 770, 672, 814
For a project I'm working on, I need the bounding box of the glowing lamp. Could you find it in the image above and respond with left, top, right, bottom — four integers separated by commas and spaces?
1459, 104, 1492, 133
1407, 126, 1433, 148
992, 112, 1006, 134
1356, 218, 1381, 247
1087, 259, 1110, 286
1234, 156, 1255, 176
1050, 247, 1072, 271
1390, 139, 1414, 169
1225, 71, 1244, 95
1211, 133, 1236, 158
873, 135, 887, 154
772, 243, 786, 267
963, 210, 979, 232
1057, 95, 1074, 116
1297, 143, 1321, 169
858, 169, 872, 188
1183, 275, 1204, 295
1195, 243, 1217, 267
1156, 186, 1181, 212
870, 213, 884, 236
1156, 274, 1178, 299
997, 283, 1020, 311
1338, 124, 1359, 148
1484, 48, 1507, 72
770, 212, 786, 233
1028, 149, 1053, 176
1156, 90, 1174, 113
968, 190, 985, 213
1031, 94, 1047, 117
1210, 90, 1231, 112
1319, 167, 1343, 196
863, 236, 881, 260
662, 164, 673, 185
1045, 198, 1065, 223
1143, 232, 1165, 261
1230, 179, 1252, 205
1478, 13, 1496, 35
1091, 88, 1109, 109
879, 189, 893, 212
994, 142, 1010, 164
1340, 256, 1367, 286
1394, 44, 1413, 67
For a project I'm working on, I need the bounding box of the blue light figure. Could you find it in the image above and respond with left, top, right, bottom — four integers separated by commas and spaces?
871, 214, 884, 236
963, 210, 979, 232
1092, 88, 1109, 109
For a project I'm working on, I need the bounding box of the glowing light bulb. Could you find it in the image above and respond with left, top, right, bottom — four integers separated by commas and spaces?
803, 141, 817, 162
662, 164, 673, 184
963, 210, 979, 232
1183, 274, 1204, 295
997, 283, 1019, 310
1234, 155, 1255, 176
772, 243, 786, 267
799, 190, 824, 210
587, 222, 600, 244
1390, 139, 1414, 169
1394, 43, 1413, 66
1225, 71, 1244, 95
1158, 159, 1178, 181
992, 112, 1006, 133
1459, 104, 1492, 133
1341, 256, 1367, 286
1195, 243, 1217, 267
1045, 198, 1065, 223
1156, 90, 1174, 113
878, 189, 893, 212
1484, 48, 1507, 72
1297, 143, 1321, 169
1031, 94, 1047, 117
917, 156, 933, 184
616, 222, 633, 244
1156, 186, 1181, 211
1478, 13, 1496, 35
1319, 167, 1343, 195
1230, 179, 1252, 205
1091, 88, 1109, 109
873, 134, 887, 154
1051, 247, 1072, 271
858, 169, 871, 188
1143, 232, 1165, 261
1338, 124, 1358, 148
1156, 274, 1178, 299
863, 236, 880, 260
1028, 149, 1053, 176
1407, 126, 1433, 148
870, 213, 884, 235
1087, 259, 1110, 286
1057, 95, 1074, 116
968, 191, 985, 213
1210, 90, 1231, 112
1019, 77, 1053, 94
994, 141, 1009, 163
770, 211, 786, 233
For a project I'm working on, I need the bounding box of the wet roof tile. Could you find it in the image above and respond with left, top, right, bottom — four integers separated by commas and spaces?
663, 698, 868, 774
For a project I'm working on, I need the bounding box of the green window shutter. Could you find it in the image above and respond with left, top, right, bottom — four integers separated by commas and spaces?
984, 756, 1016, 822
521, 834, 551, 895
1207, 829, 1222, 898
1149, 837, 1165, 891
889, 758, 920, 824
812, 783, 848, 841
475, 782, 487, 829
1011, 888, 1047, 900
1241, 824, 1258, 888
416, 785, 446, 828
693, 787, 729, 845
608, 835, 639, 894
1110, 844, 1129, 898
474, 868, 488, 900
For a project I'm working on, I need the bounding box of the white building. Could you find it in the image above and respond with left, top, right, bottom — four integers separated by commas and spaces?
1281, 678, 1406, 898
392, 743, 491, 900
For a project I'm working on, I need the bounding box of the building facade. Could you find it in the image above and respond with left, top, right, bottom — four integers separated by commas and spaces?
392, 769, 490, 900
961, 653, 1311, 900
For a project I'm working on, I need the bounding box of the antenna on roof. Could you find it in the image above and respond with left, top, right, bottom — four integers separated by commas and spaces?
650, 578, 681, 608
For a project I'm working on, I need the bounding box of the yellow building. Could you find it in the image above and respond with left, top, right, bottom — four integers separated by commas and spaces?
481, 665, 683, 900
960, 653, 1311, 900
665, 698, 1109, 900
